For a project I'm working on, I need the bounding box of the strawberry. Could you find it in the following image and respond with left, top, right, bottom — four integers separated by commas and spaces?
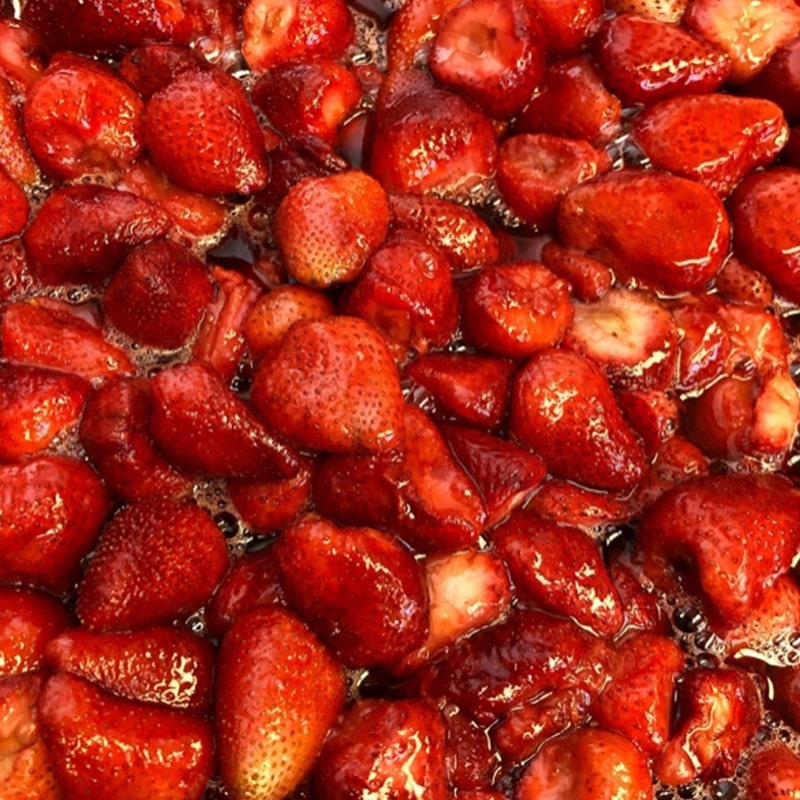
605, 0, 687, 21
75, 498, 230, 631
38, 672, 213, 800
311, 699, 449, 800
539, 242, 613, 302
683, 0, 800, 83
0, 587, 72, 678
386, 0, 461, 70
616, 389, 681, 456
0, 19, 45, 94
0, 77, 38, 187
562, 288, 679, 391
119, 44, 206, 100
0, 167, 28, 241
632, 93, 788, 196
741, 37, 800, 123
273, 513, 428, 670
743, 745, 800, 800
215, 606, 345, 800
250, 316, 405, 454
44, 625, 215, 714
428, 0, 546, 119
509, 348, 647, 492
557, 168, 731, 294
714, 255, 773, 306
496, 133, 612, 231
592, 13, 731, 106
492, 511, 624, 636
671, 296, 731, 392
149, 362, 299, 481
524, 0, 603, 57
144, 68, 269, 195
771, 665, 800, 729
515, 728, 653, 800
527, 478, 634, 528
460, 262, 574, 359
241, 0, 355, 72
0, 456, 111, 594
608, 548, 669, 633
273, 170, 390, 288
0, 364, 89, 462
22, 184, 170, 287
22, 54, 144, 181
443, 704, 501, 791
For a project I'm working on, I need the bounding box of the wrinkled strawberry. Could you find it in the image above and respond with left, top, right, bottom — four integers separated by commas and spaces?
741, 37, 800, 123
743, 745, 800, 800
216, 606, 345, 800
386, 0, 461, 70
714, 255, 774, 306
0, 77, 38, 187
593, 14, 731, 106
671, 296, 731, 392
539, 241, 613, 302
510, 348, 646, 492
144, 68, 269, 195
0, 168, 28, 241
557, 168, 731, 294
75, 498, 229, 632
38, 672, 213, 800
616, 389, 681, 456
524, 0, 603, 56
119, 43, 205, 99
527, 478, 634, 529
0, 456, 111, 594
311, 699, 449, 800
0, 19, 45, 94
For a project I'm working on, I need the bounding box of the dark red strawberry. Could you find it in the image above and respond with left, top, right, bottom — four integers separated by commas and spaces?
714, 255, 774, 306
771, 665, 800, 729
740, 37, 800, 123
443, 704, 501, 792
527, 478, 634, 529
509, 348, 647, 492
215, 606, 345, 800
0, 19, 45, 94
743, 745, 800, 800
75, 498, 229, 631
311, 699, 449, 800
0, 456, 111, 594
144, 68, 269, 195
38, 672, 213, 800
605, 0, 686, 21
386, 0, 462, 70
0, 167, 28, 240
539, 241, 613, 302
608, 548, 669, 633
671, 296, 731, 392
0, 77, 38, 187
119, 44, 205, 99
616, 389, 681, 456
524, 0, 603, 56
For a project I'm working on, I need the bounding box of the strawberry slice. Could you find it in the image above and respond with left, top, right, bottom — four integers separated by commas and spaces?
215, 606, 345, 800
0, 167, 28, 241
744, 746, 800, 800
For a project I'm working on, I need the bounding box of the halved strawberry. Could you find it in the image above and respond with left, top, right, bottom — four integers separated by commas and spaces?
0, 77, 38, 187
539, 241, 613, 302
119, 44, 205, 100
743, 745, 800, 800
524, 0, 603, 56
0, 167, 28, 241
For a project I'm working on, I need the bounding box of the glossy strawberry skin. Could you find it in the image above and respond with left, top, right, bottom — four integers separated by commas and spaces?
0, 167, 28, 240
119, 44, 205, 100
0, 19, 45, 94
743, 745, 800, 800
0, 77, 38, 188
741, 37, 800, 123
539, 242, 613, 302
524, 0, 603, 56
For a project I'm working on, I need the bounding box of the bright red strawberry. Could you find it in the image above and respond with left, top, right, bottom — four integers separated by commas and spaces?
632, 94, 788, 196
311, 699, 449, 800
593, 14, 731, 106
144, 68, 269, 195
524, 0, 603, 56
75, 498, 229, 631
216, 606, 345, 800
119, 44, 205, 100
714, 255, 773, 306
44, 625, 215, 714
0, 78, 38, 187
671, 296, 730, 392
0, 19, 45, 94
493, 511, 623, 635
22, 54, 144, 181
635, 473, 800, 628
562, 288, 679, 391
616, 389, 681, 456
22, 184, 170, 286
38, 672, 213, 800
274, 171, 390, 288
515, 728, 653, 800
509, 348, 647, 492
0, 456, 111, 594
539, 241, 613, 302
0, 168, 28, 240
0, 363, 89, 462
241, 0, 355, 72
528, 478, 634, 528
497, 134, 611, 231
605, 0, 687, 21
428, 0, 546, 119
741, 37, 800, 123
743, 745, 800, 799
0, 587, 72, 678
514, 56, 623, 147
557, 168, 731, 294
250, 316, 405, 454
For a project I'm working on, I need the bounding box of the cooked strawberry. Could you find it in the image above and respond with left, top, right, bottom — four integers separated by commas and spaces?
635, 473, 800, 628
241, 0, 355, 72
38, 672, 213, 800
729, 166, 800, 303
497, 134, 612, 231
0, 364, 89, 462
527, 478, 634, 528
771, 665, 800, 729
607, 548, 669, 633
741, 37, 800, 123
428, 0, 545, 119
683, 0, 800, 83
0, 168, 28, 241
75, 498, 229, 631
563, 288, 679, 391
461, 262, 574, 359
0, 239, 32, 308
714, 255, 774, 306
616, 389, 681, 456
0, 19, 45, 94
119, 44, 205, 99
311, 699, 449, 800
216, 606, 345, 800
509, 348, 647, 492
743, 745, 800, 800
557, 169, 731, 294
22, 54, 144, 181
386, 0, 462, 70
274, 171, 389, 288
0, 78, 38, 187
539, 241, 613, 302
250, 316, 405, 454
144, 68, 269, 195
524, 0, 603, 56
605, 0, 687, 21
593, 14, 731, 106
632, 94, 788, 195
180, 0, 240, 66
493, 511, 623, 636
515, 728, 653, 800
443, 704, 501, 792
44, 625, 215, 714
341, 229, 459, 360
103, 240, 213, 350
514, 56, 623, 148
654, 668, 760, 784
0, 588, 72, 678
22, 184, 170, 287
369, 68, 497, 199
671, 296, 730, 392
